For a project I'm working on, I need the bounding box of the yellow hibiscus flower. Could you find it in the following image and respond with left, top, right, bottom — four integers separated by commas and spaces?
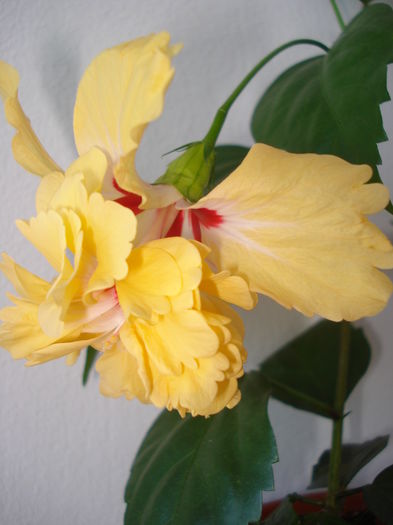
0, 166, 256, 416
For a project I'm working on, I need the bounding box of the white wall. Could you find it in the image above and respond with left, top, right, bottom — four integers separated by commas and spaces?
0, 1, 392, 523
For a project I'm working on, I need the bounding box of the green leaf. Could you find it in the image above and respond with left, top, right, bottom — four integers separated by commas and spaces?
363, 465, 393, 524
207, 145, 249, 191
251, 4, 393, 212
260, 321, 371, 418
261, 498, 300, 524
309, 435, 389, 489
124, 372, 278, 525
82, 346, 98, 386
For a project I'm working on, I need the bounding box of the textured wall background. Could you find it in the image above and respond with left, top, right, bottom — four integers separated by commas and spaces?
0, 1, 392, 524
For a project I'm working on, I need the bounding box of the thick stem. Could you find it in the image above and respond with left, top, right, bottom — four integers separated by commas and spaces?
330, 0, 346, 30
327, 321, 351, 508
203, 38, 329, 155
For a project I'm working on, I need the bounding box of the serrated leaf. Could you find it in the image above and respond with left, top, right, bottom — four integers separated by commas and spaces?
82, 346, 98, 386
124, 372, 278, 525
207, 145, 249, 191
309, 435, 389, 489
260, 321, 371, 418
251, 5, 393, 212
363, 465, 393, 524
262, 498, 300, 524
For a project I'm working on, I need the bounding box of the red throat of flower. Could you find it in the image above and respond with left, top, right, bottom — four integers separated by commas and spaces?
166, 208, 223, 242
112, 178, 143, 215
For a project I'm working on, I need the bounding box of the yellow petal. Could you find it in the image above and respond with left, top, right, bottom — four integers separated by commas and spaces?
196, 144, 393, 321
43, 172, 88, 214
136, 310, 219, 376
96, 338, 150, 402
73, 33, 181, 208
85, 193, 136, 293
35, 148, 108, 213
145, 236, 203, 292
0, 253, 50, 301
201, 265, 257, 310
16, 210, 69, 273
36, 172, 64, 213
66, 147, 108, 195
0, 297, 104, 362
0, 60, 61, 176
116, 245, 182, 318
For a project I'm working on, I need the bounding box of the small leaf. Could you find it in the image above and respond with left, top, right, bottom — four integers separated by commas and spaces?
260, 321, 371, 418
309, 435, 389, 489
363, 465, 393, 524
262, 498, 300, 524
207, 145, 249, 191
124, 372, 278, 525
82, 346, 98, 386
251, 5, 393, 212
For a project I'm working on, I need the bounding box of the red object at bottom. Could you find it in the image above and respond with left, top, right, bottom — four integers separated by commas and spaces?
262, 492, 383, 523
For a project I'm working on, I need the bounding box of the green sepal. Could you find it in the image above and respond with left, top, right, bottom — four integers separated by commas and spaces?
124, 372, 278, 525
156, 142, 215, 202
260, 321, 371, 419
309, 435, 389, 490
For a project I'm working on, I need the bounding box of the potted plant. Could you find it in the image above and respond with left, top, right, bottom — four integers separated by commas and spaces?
0, 1, 392, 524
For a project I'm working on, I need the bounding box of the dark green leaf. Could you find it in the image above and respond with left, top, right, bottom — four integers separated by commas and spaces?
262, 498, 300, 524
207, 145, 249, 191
260, 321, 371, 418
363, 465, 393, 524
82, 346, 98, 386
309, 435, 389, 489
251, 5, 393, 212
124, 372, 278, 525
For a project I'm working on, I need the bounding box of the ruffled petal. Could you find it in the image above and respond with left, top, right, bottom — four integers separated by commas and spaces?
73, 33, 182, 208
0, 60, 61, 176
35, 148, 108, 213
194, 144, 393, 321
116, 245, 182, 318
0, 253, 50, 301
16, 210, 69, 274
84, 193, 136, 294
96, 337, 150, 402
200, 265, 257, 310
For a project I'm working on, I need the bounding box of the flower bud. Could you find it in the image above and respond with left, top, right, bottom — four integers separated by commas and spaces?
156, 142, 215, 202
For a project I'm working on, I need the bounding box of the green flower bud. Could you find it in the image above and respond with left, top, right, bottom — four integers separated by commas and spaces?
156, 142, 215, 202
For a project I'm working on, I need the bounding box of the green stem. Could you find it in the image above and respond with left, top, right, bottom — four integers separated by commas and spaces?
203, 38, 329, 155
327, 321, 351, 509
329, 0, 346, 30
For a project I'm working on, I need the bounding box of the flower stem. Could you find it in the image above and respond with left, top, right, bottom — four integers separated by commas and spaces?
329, 0, 346, 30
203, 38, 329, 155
327, 321, 351, 509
